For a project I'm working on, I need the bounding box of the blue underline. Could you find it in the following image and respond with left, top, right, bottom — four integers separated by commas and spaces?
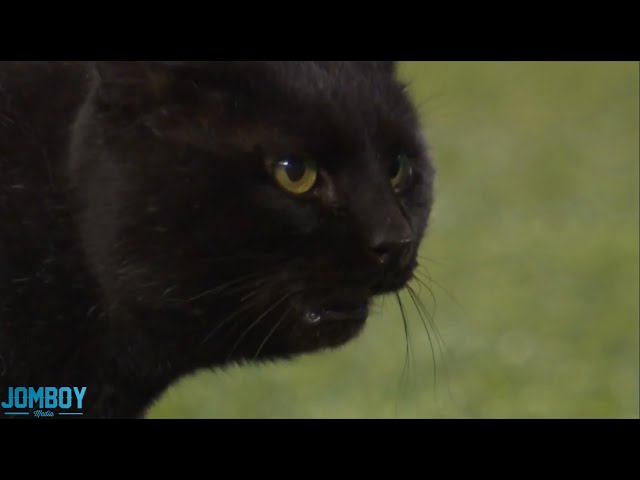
4, 412, 29, 415
58, 412, 83, 415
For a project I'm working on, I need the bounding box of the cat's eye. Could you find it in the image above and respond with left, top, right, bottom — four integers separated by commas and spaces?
389, 154, 412, 191
273, 157, 318, 195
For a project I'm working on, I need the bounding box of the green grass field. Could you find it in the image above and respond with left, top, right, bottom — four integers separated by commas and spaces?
147, 62, 639, 419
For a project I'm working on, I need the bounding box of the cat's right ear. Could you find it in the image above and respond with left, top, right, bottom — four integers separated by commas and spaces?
354, 61, 396, 76
92, 61, 173, 100
369, 61, 396, 74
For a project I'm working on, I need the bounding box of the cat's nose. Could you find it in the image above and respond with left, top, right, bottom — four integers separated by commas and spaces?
368, 233, 413, 266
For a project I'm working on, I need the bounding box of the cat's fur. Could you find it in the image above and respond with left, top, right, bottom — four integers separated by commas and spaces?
0, 61, 434, 418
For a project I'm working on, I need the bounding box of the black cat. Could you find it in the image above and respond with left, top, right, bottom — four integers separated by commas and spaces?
0, 61, 435, 418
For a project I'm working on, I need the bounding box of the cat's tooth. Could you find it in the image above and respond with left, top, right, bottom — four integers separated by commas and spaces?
305, 311, 322, 324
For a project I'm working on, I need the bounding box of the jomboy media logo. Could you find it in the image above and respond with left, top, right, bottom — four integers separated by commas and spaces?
1, 387, 86, 417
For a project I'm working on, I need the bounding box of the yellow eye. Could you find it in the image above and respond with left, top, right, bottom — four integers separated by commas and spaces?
390, 154, 412, 191
273, 157, 318, 194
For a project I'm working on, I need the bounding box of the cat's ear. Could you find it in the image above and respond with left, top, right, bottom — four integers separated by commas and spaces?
93, 61, 174, 100
360, 61, 396, 75
93, 62, 247, 94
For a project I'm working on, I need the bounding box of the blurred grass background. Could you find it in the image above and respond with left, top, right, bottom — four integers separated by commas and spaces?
147, 62, 639, 419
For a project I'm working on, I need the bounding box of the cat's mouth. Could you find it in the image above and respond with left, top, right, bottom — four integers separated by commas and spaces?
304, 301, 369, 325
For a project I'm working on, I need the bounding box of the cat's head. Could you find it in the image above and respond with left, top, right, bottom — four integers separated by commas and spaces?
70, 61, 435, 363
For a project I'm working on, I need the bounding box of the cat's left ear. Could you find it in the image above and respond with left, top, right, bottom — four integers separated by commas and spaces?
93, 61, 175, 101
359, 61, 396, 75
372, 61, 396, 74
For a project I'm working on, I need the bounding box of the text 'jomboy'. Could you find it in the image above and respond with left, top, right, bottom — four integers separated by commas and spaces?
1, 387, 86, 409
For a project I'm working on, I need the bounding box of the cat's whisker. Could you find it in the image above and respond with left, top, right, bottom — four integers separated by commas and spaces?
405, 285, 438, 399
250, 281, 336, 360
204, 253, 281, 265
410, 273, 438, 321
252, 303, 297, 360
415, 265, 466, 314
186, 271, 267, 303
199, 299, 261, 346
410, 272, 450, 360
395, 291, 414, 391
162, 285, 179, 297
416, 254, 447, 267
226, 289, 300, 361
198, 272, 305, 345
239, 289, 261, 303
406, 281, 458, 410
212, 276, 276, 302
